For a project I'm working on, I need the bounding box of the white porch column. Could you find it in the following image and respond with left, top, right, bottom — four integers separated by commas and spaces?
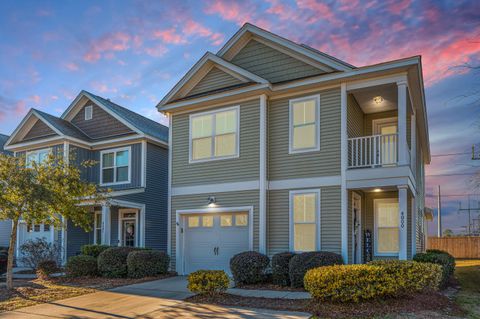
397, 81, 408, 165
259, 94, 267, 254
101, 204, 111, 245
410, 112, 416, 172
398, 185, 408, 260
340, 83, 348, 263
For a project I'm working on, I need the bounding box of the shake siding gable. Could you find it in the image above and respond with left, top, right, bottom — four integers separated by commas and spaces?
71, 103, 134, 139
187, 67, 244, 97
23, 120, 57, 141
171, 99, 260, 187
230, 40, 324, 83
268, 88, 341, 180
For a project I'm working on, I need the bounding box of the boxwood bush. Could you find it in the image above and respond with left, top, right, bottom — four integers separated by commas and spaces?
187, 270, 229, 295
230, 251, 270, 285
271, 252, 296, 286
98, 247, 137, 278
127, 250, 170, 278
414, 250, 455, 287
66, 255, 98, 277
289, 251, 343, 288
81, 244, 110, 258
304, 262, 442, 303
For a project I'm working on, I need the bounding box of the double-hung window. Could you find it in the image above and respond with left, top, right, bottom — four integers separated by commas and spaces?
100, 147, 131, 185
190, 106, 239, 162
289, 95, 320, 153
374, 199, 399, 256
26, 148, 51, 168
290, 190, 320, 252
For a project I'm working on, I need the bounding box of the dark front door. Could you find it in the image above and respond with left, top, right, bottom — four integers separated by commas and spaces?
123, 220, 136, 247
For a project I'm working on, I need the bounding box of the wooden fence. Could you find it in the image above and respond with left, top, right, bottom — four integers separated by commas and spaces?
427, 237, 480, 259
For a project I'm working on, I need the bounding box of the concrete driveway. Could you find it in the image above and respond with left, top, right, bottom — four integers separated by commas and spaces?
0, 276, 311, 319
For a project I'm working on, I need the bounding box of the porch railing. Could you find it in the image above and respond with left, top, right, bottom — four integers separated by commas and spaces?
348, 133, 398, 168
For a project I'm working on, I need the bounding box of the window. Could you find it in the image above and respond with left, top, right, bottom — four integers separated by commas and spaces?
235, 214, 248, 226
220, 215, 233, 227
100, 147, 130, 185
289, 95, 320, 153
44, 223, 50, 232
85, 105, 93, 120
26, 148, 51, 168
202, 216, 214, 227
374, 199, 399, 256
33, 224, 41, 232
188, 216, 200, 228
94, 212, 102, 245
290, 190, 320, 252
190, 106, 239, 162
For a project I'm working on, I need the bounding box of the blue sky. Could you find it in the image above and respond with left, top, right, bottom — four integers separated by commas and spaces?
0, 0, 479, 234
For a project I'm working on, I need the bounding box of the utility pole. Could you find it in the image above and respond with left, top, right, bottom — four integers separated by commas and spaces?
437, 185, 442, 237
458, 197, 480, 237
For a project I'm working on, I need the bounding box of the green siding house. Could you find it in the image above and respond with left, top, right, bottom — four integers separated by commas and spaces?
158, 23, 431, 274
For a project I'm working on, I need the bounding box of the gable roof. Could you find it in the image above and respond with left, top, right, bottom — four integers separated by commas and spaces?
158, 52, 270, 108
218, 23, 355, 72
34, 109, 92, 141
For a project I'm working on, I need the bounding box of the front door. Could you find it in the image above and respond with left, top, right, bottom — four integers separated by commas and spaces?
119, 209, 138, 247
374, 119, 398, 165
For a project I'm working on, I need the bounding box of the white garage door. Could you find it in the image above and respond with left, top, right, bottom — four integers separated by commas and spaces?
183, 212, 250, 274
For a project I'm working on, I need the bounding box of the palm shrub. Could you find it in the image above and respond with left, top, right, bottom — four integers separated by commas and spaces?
230, 251, 270, 285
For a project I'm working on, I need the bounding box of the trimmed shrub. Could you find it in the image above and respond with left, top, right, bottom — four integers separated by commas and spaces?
36, 260, 59, 280
81, 245, 110, 258
0, 252, 7, 275
368, 260, 442, 293
19, 238, 60, 269
272, 252, 296, 286
127, 250, 170, 278
289, 251, 343, 288
66, 255, 98, 277
305, 264, 397, 302
414, 251, 455, 287
98, 247, 137, 278
230, 251, 270, 285
187, 270, 229, 295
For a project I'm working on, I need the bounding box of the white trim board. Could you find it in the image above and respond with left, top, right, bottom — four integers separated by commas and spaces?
268, 176, 341, 190
175, 206, 254, 275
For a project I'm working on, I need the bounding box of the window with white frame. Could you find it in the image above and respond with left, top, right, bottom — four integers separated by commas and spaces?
289, 95, 320, 153
374, 199, 400, 255
100, 147, 130, 185
190, 106, 239, 162
26, 148, 51, 168
85, 105, 93, 120
94, 212, 102, 245
290, 190, 320, 252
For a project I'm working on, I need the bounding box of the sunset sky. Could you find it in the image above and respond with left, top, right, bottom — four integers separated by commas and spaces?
1, 0, 479, 235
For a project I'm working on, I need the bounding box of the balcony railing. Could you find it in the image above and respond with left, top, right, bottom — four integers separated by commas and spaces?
348, 133, 398, 168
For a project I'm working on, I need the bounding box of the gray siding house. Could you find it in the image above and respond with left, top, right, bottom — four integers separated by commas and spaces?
158, 23, 431, 275
0, 134, 12, 247
4, 91, 169, 263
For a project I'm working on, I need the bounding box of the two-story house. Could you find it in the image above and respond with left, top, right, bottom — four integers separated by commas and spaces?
4, 91, 169, 264
158, 23, 431, 275
0, 134, 13, 248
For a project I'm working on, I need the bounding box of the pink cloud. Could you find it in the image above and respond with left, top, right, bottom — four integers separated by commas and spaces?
144, 44, 169, 57
204, 0, 256, 25
83, 32, 131, 62
29, 95, 41, 104
387, 0, 411, 15
295, 0, 343, 27
153, 28, 187, 44
183, 21, 225, 45
91, 81, 118, 94
64, 62, 80, 72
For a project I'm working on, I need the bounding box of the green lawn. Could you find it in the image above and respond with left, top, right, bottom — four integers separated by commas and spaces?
455, 259, 480, 319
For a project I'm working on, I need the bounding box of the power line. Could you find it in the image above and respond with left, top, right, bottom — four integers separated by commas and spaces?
426, 194, 480, 197
431, 152, 471, 157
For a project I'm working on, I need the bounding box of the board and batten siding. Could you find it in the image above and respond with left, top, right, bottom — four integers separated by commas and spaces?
187, 67, 244, 97
23, 120, 57, 142
171, 190, 259, 270
171, 99, 260, 187
230, 40, 324, 83
267, 186, 341, 256
71, 103, 134, 140
268, 88, 341, 180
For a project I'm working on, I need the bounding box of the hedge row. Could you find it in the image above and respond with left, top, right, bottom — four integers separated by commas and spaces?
413, 249, 455, 287
66, 245, 170, 278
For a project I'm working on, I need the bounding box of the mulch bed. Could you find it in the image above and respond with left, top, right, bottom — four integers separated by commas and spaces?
235, 282, 305, 292
187, 291, 465, 318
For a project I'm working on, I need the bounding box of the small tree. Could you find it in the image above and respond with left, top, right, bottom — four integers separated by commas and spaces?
0, 152, 103, 289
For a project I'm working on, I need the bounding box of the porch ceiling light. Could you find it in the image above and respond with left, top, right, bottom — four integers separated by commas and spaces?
373, 188, 382, 192
373, 96, 384, 104
207, 195, 216, 207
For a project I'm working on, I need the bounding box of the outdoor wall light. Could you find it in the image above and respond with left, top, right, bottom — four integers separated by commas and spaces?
207, 195, 216, 207
373, 188, 382, 192
373, 96, 384, 104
